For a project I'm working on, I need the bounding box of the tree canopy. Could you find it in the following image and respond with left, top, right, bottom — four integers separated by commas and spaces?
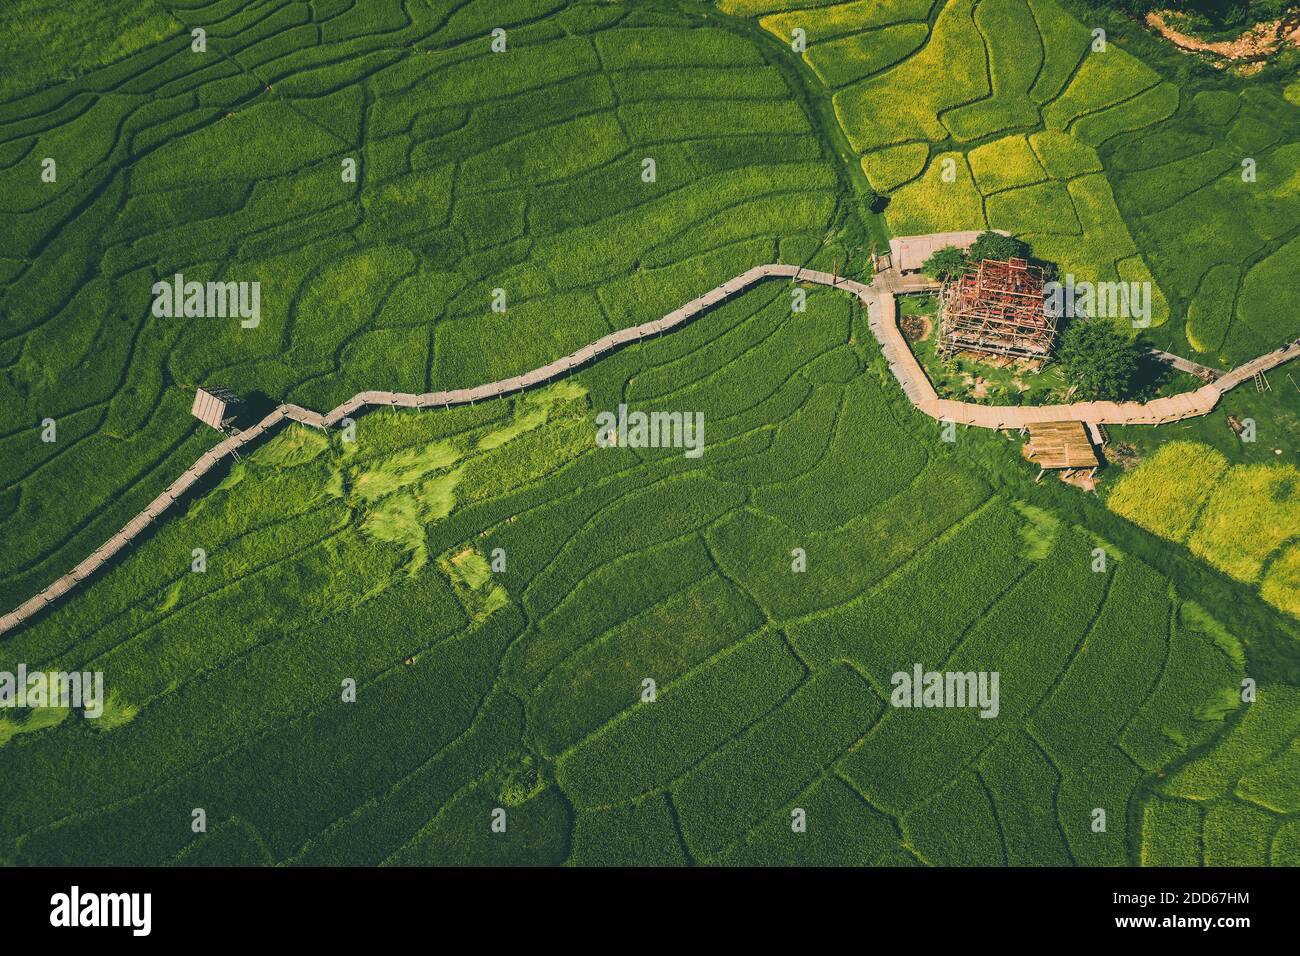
967, 230, 1029, 263
1056, 321, 1140, 401
921, 245, 969, 280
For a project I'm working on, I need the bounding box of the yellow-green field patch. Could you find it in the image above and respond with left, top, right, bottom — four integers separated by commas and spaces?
968, 135, 1048, 194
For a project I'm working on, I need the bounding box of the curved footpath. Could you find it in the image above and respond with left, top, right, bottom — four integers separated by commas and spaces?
3, 262, 1297, 635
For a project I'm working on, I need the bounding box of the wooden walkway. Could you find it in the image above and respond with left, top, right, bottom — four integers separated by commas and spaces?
3, 260, 1297, 636
1146, 346, 1222, 381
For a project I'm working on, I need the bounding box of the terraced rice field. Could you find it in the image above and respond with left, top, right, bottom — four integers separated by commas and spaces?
732, 0, 1300, 364
1, 0, 1298, 866
0, 0, 855, 618
5, 271, 1294, 866
736, 0, 1178, 326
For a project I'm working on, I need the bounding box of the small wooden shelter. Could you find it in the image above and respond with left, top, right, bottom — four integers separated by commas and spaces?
1025, 421, 1100, 481
191, 387, 242, 432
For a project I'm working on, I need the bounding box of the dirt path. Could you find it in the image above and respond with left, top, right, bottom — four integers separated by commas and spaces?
1145, 11, 1300, 61
3, 260, 1297, 636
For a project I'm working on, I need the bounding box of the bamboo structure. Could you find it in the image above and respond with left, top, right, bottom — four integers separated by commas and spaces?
937, 258, 1053, 362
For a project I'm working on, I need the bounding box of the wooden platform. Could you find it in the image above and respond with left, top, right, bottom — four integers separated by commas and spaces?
1026, 421, 1100, 470
191, 386, 241, 431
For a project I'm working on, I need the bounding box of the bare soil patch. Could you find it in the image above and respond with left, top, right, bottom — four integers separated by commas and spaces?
901, 314, 932, 342
1146, 10, 1300, 62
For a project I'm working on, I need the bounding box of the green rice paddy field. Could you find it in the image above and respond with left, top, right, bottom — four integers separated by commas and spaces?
1, 0, 1298, 865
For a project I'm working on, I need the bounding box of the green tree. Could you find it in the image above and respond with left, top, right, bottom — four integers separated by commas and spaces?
1057, 321, 1140, 401
922, 245, 968, 280
967, 230, 1029, 262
